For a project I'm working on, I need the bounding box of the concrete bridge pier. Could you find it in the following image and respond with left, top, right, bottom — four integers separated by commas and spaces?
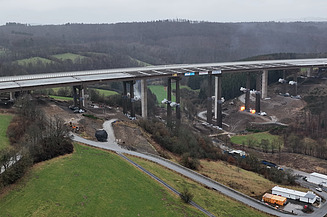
283, 70, 287, 94
122, 81, 128, 115
166, 77, 181, 126
294, 71, 298, 96
206, 75, 213, 124
255, 92, 261, 114
73, 85, 85, 109
175, 77, 181, 125
167, 78, 172, 126
79, 86, 85, 108
73, 86, 78, 107
262, 69, 268, 99
215, 74, 223, 128
245, 72, 251, 111
129, 81, 135, 119
255, 72, 262, 113
141, 79, 148, 119
307, 67, 313, 77
9, 92, 15, 101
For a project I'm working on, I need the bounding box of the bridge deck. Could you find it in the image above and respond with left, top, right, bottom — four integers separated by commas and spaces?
0, 58, 326, 92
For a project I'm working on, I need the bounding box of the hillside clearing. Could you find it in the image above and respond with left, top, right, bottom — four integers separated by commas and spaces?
52, 53, 86, 62
231, 132, 281, 148
16, 57, 54, 66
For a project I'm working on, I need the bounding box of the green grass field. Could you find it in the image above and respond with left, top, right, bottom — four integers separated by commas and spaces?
16, 57, 54, 66
49, 95, 73, 101
0, 114, 13, 151
230, 132, 281, 148
129, 156, 268, 217
94, 88, 119, 97
52, 53, 86, 62
0, 144, 202, 217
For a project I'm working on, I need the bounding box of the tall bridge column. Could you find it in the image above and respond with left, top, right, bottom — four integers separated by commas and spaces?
283, 70, 287, 94
141, 79, 148, 119
80, 86, 85, 108
9, 92, 15, 101
214, 76, 218, 120
206, 75, 213, 124
129, 81, 135, 119
122, 81, 128, 115
255, 72, 262, 113
307, 67, 313, 77
294, 71, 298, 96
167, 78, 172, 126
78, 86, 82, 109
215, 74, 223, 128
245, 72, 251, 111
73, 86, 78, 107
175, 77, 181, 124
262, 70, 268, 99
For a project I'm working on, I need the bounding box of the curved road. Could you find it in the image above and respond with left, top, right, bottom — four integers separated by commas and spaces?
72, 120, 326, 217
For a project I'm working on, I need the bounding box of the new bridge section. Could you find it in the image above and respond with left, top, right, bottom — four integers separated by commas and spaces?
0, 58, 326, 92
0, 58, 327, 126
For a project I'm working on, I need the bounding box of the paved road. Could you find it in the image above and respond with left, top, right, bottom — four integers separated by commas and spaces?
71, 120, 327, 217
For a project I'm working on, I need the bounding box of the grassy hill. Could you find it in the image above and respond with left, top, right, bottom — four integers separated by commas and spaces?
130, 155, 268, 217
0, 144, 203, 217
0, 114, 13, 151
52, 53, 86, 62
16, 57, 54, 66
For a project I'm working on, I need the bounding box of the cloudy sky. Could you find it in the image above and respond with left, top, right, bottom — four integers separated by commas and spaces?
1, 0, 327, 25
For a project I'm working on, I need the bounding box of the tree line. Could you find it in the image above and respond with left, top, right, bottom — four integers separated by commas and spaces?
0, 97, 73, 189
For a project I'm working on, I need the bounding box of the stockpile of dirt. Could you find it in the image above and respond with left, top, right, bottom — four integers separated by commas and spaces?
113, 122, 158, 155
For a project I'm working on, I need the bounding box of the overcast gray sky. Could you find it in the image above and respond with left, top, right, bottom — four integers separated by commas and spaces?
1, 0, 327, 25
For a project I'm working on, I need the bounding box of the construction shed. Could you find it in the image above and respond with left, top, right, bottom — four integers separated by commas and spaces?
262, 193, 287, 206
308, 172, 327, 187
272, 186, 320, 204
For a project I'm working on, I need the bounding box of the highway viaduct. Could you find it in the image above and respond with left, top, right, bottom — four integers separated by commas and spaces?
0, 58, 327, 127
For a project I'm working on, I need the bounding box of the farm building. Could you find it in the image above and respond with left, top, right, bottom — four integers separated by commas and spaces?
307, 172, 327, 187
262, 193, 287, 206
272, 186, 320, 204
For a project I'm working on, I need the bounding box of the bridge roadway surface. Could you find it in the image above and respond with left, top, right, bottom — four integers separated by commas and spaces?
72, 120, 327, 217
1, 58, 327, 92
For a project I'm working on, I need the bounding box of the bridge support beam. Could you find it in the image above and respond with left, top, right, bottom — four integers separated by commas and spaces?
255, 73, 262, 113
167, 78, 172, 126
73, 86, 78, 107
255, 92, 261, 114
122, 81, 128, 115
175, 77, 181, 125
294, 71, 298, 96
206, 75, 213, 124
307, 67, 313, 77
215, 74, 222, 128
283, 70, 287, 94
262, 70, 268, 99
141, 79, 148, 119
129, 81, 135, 119
245, 72, 251, 111
9, 92, 14, 101
80, 86, 85, 108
